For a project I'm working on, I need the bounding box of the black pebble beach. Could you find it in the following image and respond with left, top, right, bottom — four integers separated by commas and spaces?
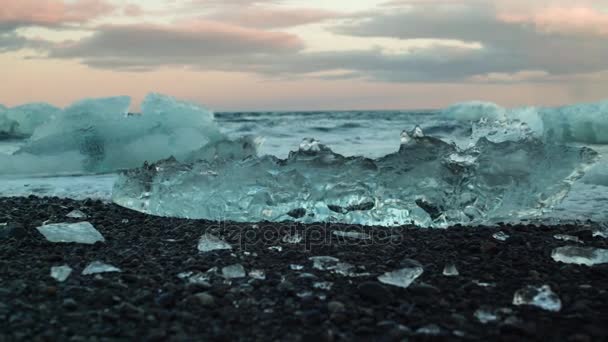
1, 196, 608, 341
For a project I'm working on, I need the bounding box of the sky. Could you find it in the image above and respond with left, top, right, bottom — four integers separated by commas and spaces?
0, 0, 607, 111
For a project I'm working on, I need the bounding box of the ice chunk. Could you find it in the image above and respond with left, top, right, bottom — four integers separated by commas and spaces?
553, 234, 583, 244
222, 264, 246, 279
0, 103, 60, 140
66, 210, 88, 219
513, 285, 561, 312
310, 256, 341, 271
50, 265, 73, 282
378, 260, 424, 289
416, 324, 442, 336
268, 246, 283, 252
442, 263, 459, 276
82, 261, 121, 275
551, 246, 608, 266
332, 230, 371, 240
474, 307, 513, 324
5, 93, 224, 175
492, 231, 509, 242
37, 222, 104, 244
197, 233, 232, 253
290, 264, 304, 270
113, 128, 597, 227
248, 269, 266, 280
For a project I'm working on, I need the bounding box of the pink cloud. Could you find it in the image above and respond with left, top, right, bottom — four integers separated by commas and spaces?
500, 6, 608, 37
0, 0, 114, 26
213, 6, 340, 28
123, 4, 144, 17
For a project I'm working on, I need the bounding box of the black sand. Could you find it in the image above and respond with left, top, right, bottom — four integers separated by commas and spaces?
1, 196, 608, 341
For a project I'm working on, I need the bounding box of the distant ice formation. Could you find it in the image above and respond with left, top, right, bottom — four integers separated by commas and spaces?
1, 94, 222, 175
442, 100, 608, 144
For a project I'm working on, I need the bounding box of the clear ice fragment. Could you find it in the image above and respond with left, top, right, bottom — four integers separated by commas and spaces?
198, 234, 232, 252
37, 222, 104, 244
268, 246, 283, 252
492, 231, 509, 241
222, 264, 246, 279
442, 263, 459, 276
82, 261, 121, 275
551, 246, 608, 266
512, 285, 561, 312
377, 260, 424, 288
50, 265, 72, 282
310, 256, 340, 271
290, 264, 304, 270
553, 234, 583, 243
66, 210, 87, 219
248, 269, 266, 280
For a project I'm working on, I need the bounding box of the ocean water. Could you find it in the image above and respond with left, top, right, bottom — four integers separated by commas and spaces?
2, 108, 607, 225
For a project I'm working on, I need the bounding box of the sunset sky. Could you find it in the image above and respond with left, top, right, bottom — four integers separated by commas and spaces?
1, 0, 607, 111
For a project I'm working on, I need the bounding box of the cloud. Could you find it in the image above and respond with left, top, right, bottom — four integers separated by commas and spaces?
328, 2, 608, 81
211, 6, 340, 28
47, 21, 304, 70
0, 0, 115, 28
499, 6, 608, 37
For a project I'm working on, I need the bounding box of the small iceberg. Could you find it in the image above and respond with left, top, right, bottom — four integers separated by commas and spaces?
50, 265, 73, 282
377, 260, 424, 289
37, 222, 104, 244
66, 210, 88, 219
512, 285, 561, 312
492, 231, 509, 242
82, 261, 121, 275
197, 233, 232, 253
551, 246, 608, 266
442, 263, 459, 277
222, 264, 246, 279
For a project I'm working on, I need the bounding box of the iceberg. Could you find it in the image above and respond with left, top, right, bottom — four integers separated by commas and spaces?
2, 93, 223, 175
82, 261, 121, 275
512, 285, 561, 312
441, 99, 608, 144
112, 125, 598, 227
37, 222, 105, 244
551, 246, 608, 266
0, 103, 60, 140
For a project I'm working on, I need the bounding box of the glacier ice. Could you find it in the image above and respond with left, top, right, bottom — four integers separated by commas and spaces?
222, 264, 246, 279
37, 222, 105, 244
441, 99, 608, 144
2, 93, 223, 175
512, 285, 561, 312
112, 125, 598, 227
0, 103, 60, 140
377, 260, 424, 288
442, 263, 459, 276
551, 246, 608, 266
50, 265, 73, 282
197, 233, 232, 253
82, 261, 121, 275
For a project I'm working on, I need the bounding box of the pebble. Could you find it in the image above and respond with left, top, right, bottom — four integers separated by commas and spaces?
193, 292, 216, 307
357, 281, 393, 304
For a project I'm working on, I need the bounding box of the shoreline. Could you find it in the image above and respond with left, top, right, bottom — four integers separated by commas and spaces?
1, 196, 608, 341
